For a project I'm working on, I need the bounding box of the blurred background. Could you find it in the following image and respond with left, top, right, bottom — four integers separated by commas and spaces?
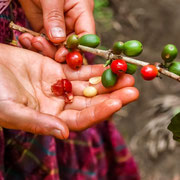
93, 0, 180, 179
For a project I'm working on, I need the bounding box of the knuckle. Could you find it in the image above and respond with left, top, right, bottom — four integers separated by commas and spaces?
75, 112, 81, 130
32, 125, 41, 135
46, 9, 64, 23
30, 124, 48, 135
28, 122, 43, 135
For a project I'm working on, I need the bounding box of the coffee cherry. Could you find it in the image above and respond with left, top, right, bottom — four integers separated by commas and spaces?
123, 40, 143, 57
51, 79, 72, 96
126, 63, 137, 75
141, 65, 158, 80
67, 34, 79, 49
89, 76, 102, 85
66, 51, 83, 69
79, 34, 100, 48
168, 61, 180, 75
51, 79, 73, 103
110, 59, 127, 75
161, 44, 178, 63
101, 69, 117, 88
83, 86, 97, 97
112, 41, 124, 54
51, 80, 64, 96
62, 79, 72, 93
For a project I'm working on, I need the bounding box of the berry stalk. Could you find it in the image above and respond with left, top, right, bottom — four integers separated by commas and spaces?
9, 21, 180, 82
9, 21, 49, 40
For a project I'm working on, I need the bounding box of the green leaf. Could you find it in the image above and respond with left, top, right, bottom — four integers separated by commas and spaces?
168, 112, 180, 142
94, 0, 109, 9
168, 112, 180, 132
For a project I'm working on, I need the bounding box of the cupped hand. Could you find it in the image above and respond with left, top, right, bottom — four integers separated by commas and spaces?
18, 0, 95, 61
0, 44, 139, 139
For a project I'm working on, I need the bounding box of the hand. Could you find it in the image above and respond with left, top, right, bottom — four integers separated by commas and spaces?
0, 44, 139, 139
18, 0, 95, 61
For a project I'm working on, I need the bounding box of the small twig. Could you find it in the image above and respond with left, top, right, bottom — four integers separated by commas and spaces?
78, 45, 149, 66
9, 21, 49, 40
78, 45, 180, 82
78, 45, 110, 59
155, 63, 180, 81
9, 21, 180, 82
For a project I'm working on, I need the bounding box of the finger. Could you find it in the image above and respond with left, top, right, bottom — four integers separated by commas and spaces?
19, 34, 57, 58
31, 36, 57, 58
40, 0, 66, 43
65, 87, 139, 110
62, 64, 106, 81
59, 99, 122, 131
19, 33, 37, 51
0, 101, 69, 139
55, 46, 69, 62
74, 12, 95, 36
18, 0, 43, 31
71, 74, 135, 96
64, 2, 95, 36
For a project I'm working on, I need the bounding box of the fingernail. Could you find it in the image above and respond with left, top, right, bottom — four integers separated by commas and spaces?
50, 129, 64, 139
22, 38, 31, 49
50, 27, 65, 38
33, 42, 43, 51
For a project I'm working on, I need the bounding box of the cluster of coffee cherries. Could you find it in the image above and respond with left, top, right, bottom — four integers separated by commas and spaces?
51, 34, 101, 102
102, 40, 143, 87
65, 34, 100, 69
102, 41, 180, 88
161, 44, 179, 75
102, 39, 160, 87
51, 33, 180, 100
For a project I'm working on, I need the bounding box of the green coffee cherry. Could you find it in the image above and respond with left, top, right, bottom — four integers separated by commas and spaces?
126, 63, 137, 75
112, 41, 124, 54
123, 40, 143, 57
101, 69, 117, 88
67, 35, 79, 49
161, 44, 178, 63
79, 34, 100, 48
168, 61, 180, 75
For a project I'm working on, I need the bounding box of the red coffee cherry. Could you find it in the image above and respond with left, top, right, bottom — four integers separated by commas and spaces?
110, 59, 127, 75
51, 80, 64, 96
141, 65, 158, 80
51, 79, 73, 103
66, 51, 83, 69
62, 79, 72, 93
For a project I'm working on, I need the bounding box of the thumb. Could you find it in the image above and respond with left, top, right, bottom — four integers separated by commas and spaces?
40, 0, 66, 44
0, 102, 69, 139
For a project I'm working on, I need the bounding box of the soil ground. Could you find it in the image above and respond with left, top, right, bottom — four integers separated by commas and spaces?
95, 0, 180, 179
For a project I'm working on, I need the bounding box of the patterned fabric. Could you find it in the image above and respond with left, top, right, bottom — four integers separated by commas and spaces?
0, 0, 11, 14
0, 1, 140, 180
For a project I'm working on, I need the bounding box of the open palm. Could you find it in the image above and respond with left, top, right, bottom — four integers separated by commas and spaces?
0, 44, 139, 139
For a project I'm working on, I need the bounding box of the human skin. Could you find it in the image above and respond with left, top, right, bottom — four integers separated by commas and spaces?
18, 0, 95, 62
0, 44, 139, 139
